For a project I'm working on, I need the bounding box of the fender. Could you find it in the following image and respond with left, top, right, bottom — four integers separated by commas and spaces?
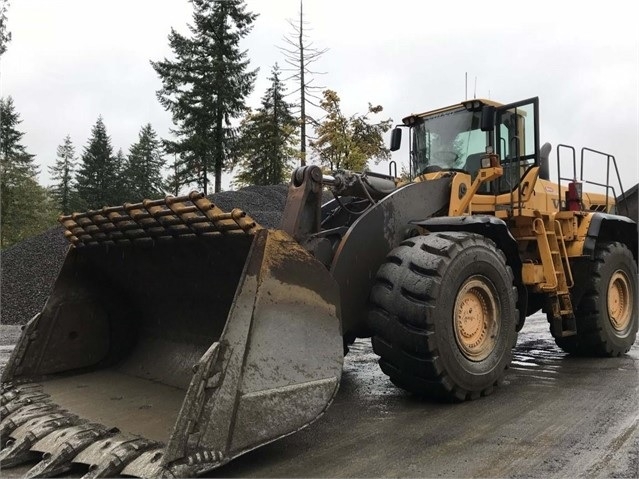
330, 178, 452, 339
584, 213, 638, 262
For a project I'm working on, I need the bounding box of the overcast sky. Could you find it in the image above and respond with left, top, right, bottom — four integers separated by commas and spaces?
2, 0, 638, 193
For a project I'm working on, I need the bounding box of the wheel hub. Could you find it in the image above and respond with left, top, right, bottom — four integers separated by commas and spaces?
454, 276, 500, 361
608, 270, 632, 332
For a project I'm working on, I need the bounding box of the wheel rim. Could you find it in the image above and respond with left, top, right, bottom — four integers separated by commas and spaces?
607, 270, 632, 332
453, 276, 500, 361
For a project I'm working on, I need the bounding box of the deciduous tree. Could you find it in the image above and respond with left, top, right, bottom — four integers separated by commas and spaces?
310, 90, 392, 172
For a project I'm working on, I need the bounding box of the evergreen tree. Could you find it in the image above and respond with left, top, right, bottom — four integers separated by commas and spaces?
113, 148, 128, 204
310, 90, 392, 171
48, 134, 77, 214
152, 0, 258, 194
164, 153, 183, 196
0, 0, 11, 56
75, 116, 122, 208
1, 97, 56, 247
122, 123, 165, 201
0, 97, 35, 177
234, 64, 297, 187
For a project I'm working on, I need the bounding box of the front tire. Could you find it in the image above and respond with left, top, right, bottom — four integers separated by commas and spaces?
367, 232, 518, 401
554, 242, 637, 356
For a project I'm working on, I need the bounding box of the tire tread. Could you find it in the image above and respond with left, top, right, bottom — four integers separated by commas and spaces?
368, 232, 518, 401
554, 241, 637, 356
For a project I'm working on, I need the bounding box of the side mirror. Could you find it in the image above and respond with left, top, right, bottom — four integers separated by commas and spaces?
480, 105, 496, 132
390, 128, 402, 151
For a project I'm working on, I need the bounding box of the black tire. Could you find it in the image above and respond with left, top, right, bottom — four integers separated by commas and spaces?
554, 335, 579, 354
554, 242, 637, 356
343, 333, 356, 356
367, 232, 518, 401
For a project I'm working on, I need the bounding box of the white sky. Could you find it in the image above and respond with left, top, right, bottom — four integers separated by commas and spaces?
2, 0, 638, 193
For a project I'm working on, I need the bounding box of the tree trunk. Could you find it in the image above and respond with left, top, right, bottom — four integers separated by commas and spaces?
299, 1, 306, 166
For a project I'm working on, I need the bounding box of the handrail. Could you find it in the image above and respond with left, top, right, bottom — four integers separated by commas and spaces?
555, 144, 628, 215
508, 136, 522, 215
388, 160, 397, 179
554, 220, 574, 288
580, 147, 627, 214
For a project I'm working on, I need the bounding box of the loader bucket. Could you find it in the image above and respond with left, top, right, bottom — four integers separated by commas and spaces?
1, 193, 342, 477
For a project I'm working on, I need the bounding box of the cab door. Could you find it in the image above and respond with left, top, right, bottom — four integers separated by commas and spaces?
494, 97, 540, 194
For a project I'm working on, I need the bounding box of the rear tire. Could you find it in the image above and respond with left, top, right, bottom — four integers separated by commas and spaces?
554, 242, 637, 356
367, 232, 518, 401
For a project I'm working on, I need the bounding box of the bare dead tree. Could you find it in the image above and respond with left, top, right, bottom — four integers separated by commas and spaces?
278, 0, 327, 166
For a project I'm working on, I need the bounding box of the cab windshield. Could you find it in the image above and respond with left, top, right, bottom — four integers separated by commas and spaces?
412, 108, 487, 175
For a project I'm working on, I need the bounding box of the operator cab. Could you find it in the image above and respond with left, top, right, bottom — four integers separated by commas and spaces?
391, 97, 541, 194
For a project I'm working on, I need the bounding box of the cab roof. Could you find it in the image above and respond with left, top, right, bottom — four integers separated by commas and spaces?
402, 98, 504, 125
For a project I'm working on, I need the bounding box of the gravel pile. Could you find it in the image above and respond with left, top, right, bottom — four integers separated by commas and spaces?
0, 184, 298, 326
1, 227, 70, 326
211, 184, 289, 229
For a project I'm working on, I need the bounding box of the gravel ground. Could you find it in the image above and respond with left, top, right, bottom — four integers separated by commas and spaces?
0, 184, 294, 326
1, 316, 638, 478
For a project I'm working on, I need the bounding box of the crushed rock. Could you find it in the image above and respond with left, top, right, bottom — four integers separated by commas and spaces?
0, 184, 301, 325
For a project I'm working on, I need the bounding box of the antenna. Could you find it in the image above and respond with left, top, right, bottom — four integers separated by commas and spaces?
465, 72, 468, 100
474, 76, 477, 99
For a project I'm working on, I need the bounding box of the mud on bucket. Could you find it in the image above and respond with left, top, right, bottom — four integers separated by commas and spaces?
1, 227, 342, 477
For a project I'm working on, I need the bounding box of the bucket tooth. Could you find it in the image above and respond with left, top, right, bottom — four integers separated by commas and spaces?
1, 382, 15, 394
26, 423, 112, 478
0, 403, 60, 446
120, 448, 169, 478
0, 412, 79, 467
1, 391, 50, 417
75, 435, 160, 479
1, 386, 19, 405
0, 384, 43, 406
0, 448, 41, 470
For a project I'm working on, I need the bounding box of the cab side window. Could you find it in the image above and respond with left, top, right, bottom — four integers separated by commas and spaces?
496, 102, 537, 193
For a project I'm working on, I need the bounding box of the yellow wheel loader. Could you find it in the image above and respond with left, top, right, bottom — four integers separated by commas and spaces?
1, 97, 637, 477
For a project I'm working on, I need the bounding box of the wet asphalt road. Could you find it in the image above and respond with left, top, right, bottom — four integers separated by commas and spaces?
1, 313, 638, 478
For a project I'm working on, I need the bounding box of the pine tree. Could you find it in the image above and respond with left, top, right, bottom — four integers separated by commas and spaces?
0, 97, 56, 247
113, 148, 128, 204
164, 153, 183, 196
152, 0, 258, 194
122, 123, 165, 201
75, 116, 122, 209
234, 64, 297, 187
310, 90, 393, 171
48, 135, 77, 214
0, 0, 11, 56
0, 97, 36, 177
